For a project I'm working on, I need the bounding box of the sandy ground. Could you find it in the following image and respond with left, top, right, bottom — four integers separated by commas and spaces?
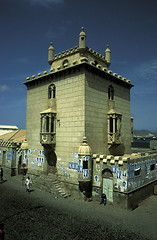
0, 172, 156, 240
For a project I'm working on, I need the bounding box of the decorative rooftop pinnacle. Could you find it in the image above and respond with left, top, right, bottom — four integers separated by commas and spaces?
79, 27, 86, 36
82, 136, 87, 145
105, 45, 111, 51
78, 136, 92, 155
105, 44, 111, 67
48, 42, 54, 65
79, 27, 86, 49
49, 42, 54, 49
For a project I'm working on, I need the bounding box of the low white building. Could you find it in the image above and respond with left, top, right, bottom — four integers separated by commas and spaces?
0, 125, 18, 136
0, 129, 26, 176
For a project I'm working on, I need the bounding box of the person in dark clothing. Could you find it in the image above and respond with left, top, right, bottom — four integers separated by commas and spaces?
100, 193, 107, 205
0, 223, 4, 240
0, 168, 3, 181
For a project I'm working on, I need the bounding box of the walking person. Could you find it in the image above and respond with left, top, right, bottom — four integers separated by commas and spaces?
25, 176, 32, 192
0, 168, 3, 181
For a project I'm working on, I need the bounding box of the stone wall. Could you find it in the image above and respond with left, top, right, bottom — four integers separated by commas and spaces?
85, 72, 108, 154
85, 71, 131, 155
56, 72, 85, 182
93, 152, 157, 209
26, 70, 85, 180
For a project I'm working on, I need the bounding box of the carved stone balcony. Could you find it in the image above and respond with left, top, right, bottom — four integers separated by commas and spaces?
108, 133, 122, 145
40, 132, 56, 145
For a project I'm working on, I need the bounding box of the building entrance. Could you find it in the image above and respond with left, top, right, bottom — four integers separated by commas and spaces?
102, 168, 113, 203
44, 146, 57, 174
47, 150, 57, 174
2, 151, 6, 165
18, 155, 22, 174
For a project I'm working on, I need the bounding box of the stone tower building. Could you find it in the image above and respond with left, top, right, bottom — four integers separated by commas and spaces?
23, 28, 134, 202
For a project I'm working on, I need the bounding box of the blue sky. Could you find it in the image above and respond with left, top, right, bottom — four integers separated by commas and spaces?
0, 0, 157, 132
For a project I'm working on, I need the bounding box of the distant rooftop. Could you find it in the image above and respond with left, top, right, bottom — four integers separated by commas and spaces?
0, 129, 26, 144
0, 125, 18, 130
0, 125, 18, 136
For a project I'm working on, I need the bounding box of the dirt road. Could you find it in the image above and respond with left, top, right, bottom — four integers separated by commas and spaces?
0, 172, 156, 239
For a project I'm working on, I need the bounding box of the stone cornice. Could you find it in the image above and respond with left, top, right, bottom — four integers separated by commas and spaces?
23, 60, 133, 89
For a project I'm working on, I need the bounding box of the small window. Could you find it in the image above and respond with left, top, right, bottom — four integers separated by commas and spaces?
48, 84, 56, 99
109, 117, 113, 133
134, 167, 141, 176
45, 116, 49, 132
83, 160, 88, 169
108, 85, 114, 100
62, 59, 69, 68
94, 60, 98, 66
51, 116, 55, 132
40, 150, 44, 156
108, 114, 121, 135
107, 112, 122, 144
41, 113, 56, 133
150, 164, 155, 171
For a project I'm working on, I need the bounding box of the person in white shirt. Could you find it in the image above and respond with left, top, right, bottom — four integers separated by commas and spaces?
25, 176, 32, 192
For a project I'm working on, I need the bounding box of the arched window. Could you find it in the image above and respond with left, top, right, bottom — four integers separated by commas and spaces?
94, 60, 98, 66
108, 85, 114, 100
48, 84, 56, 99
102, 168, 113, 178
62, 59, 69, 68
41, 114, 56, 134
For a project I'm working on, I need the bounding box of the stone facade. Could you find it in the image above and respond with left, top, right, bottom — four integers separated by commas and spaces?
24, 28, 153, 208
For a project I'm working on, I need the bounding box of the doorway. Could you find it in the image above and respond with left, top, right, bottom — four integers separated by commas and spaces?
2, 151, 6, 165
18, 155, 22, 174
47, 150, 57, 174
102, 168, 113, 203
44, 146, 57, 174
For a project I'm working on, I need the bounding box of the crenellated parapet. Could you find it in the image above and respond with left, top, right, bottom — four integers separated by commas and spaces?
24, 27, 133, 88
92, 153, 128, 166
25, 57, 132, 87
92, 151, 157, 166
